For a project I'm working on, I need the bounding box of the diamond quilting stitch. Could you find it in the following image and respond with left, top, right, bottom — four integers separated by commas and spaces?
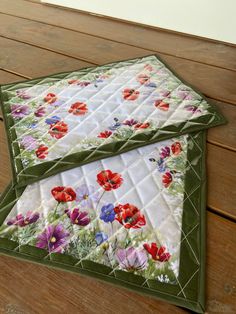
0, 135, 190, 285
0, 55, 224, 186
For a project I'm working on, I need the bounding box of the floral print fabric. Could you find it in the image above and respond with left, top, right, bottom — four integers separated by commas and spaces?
4, 55, 210, 169
0, 135, 188, 284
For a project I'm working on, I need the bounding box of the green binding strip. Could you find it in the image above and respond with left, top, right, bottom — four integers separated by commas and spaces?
0, 131, 206, 313
0, 54, 226, 188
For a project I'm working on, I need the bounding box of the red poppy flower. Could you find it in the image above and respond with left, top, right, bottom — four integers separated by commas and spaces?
134, 122, 150, 129
35, 145, 48, 159
155, 100, 169, 111
68, 102, 88, 116
114, 203, 146, 229
171, 142, 182, 155
44, 93, 57, 104
98, 130, 112, 138
49, 121, 68, 139
51, 186, 76, 202
97, 170, 123, 191
122, 88, 140, 101
143, 243, 171, 262
162, 172, 172, 188
137, 74, 150, 85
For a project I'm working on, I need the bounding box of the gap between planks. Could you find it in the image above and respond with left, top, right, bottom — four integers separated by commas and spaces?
10, 0, 236, 49
0, 67, 32, 79
0, 35, 236, 106
0, 12, 235, 74
207, 206, 236, 224
0, 0, 236, 72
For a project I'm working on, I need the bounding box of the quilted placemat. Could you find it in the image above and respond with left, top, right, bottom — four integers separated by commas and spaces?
0, 131, 206, 313
0, 54, 225, 187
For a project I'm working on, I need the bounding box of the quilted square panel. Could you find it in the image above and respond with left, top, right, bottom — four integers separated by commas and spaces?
0, 55, 225, 187
0, 131, 206, 313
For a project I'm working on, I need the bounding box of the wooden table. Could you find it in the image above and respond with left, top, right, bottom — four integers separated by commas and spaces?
0, 1, 235, 313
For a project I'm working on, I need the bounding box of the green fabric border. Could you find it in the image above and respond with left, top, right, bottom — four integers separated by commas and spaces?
0, 131, 206, 313
0, 54, 226, 188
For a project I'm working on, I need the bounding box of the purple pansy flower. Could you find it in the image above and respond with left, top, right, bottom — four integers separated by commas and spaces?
11, 104, 29, 119
184, 105, 201, 114
123, 119, 138, 127
7, 211, 39, 227
34, 106, 46, 117
20, 135, 37, 151
45, 116, 61, 125
100, 204, 116, 223
65, 208, 90, 226
116, 247, 148, 271
76, 184, 99, 208
95, 232, 108, 245
160, 146, 170, 159
36, 224, 69, 253
16, 90, 31, 100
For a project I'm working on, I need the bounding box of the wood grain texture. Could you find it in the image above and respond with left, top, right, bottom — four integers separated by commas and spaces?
0, 37, 91, 78
0, 0, 236, 71
206, 99, 236, 151
207, 144, 236, 217
0, 212, 234, 314
0, 14, 236, 104
0, 70, 26, 84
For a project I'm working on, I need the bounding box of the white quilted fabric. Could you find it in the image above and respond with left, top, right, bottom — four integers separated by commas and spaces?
1, 135, 189, 284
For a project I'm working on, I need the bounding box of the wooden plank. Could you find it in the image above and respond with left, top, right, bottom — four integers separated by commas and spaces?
0, 212, 235, 313
0, 37, 91, 78
0, 121, 235, 218
205, 213, 236, 313
0, 0, 235, 71
207, 99, 236, 152
0, 16, 236, 104
207, 144, 236, 218
0, 14, 148, 64
0, 70, 26, 85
